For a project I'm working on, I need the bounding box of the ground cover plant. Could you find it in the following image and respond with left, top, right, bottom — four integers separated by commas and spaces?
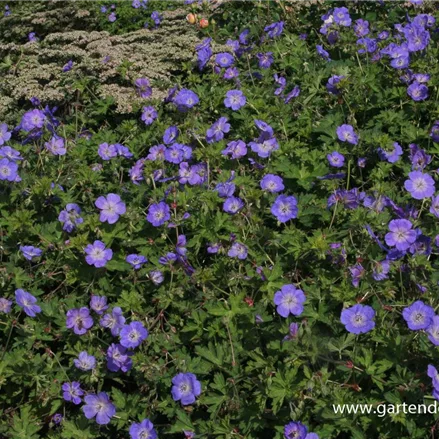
2, 1, 439, 438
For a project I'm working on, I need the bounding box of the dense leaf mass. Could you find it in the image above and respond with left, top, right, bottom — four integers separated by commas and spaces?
2, 1, 439, 438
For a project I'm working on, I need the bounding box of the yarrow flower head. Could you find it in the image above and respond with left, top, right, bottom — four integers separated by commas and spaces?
120, 321, 148, 348
336, 124, 358, 145
273, 284, 306, 318
171, 373, 202, 405
82, 392, 116, 425
129, 419, 158, 439
95, 193, 126, 224
15, 289, 41, 317
271, 195, 298, 223
66, 307, 94, 335
340, 304, 375, 334
85, 240, 113, 268
402, 300, 434, 330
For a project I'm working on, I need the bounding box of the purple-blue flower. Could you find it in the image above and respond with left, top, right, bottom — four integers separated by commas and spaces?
206, 117, 230, 143
264, 21, 284, 38
120, 321, 148, 348
271, 195, 298, 223
404, 171, 435, 199
0, 298, 12, 314
171, 373, 202, 405
135, 78, 152, 98
66, 307, 93, 335
0, 123, 11, 145
147, 202, 171, 227
19, 245, 42, 261
129, 419, 158, 439
100, 307, 125, 336
222, 140, 247, 159
15, 289, 41, 317
372, 260, 390, 281
163, 126, 179, 145
340, 304, 375, 334
126, 254, 147, 270
402, 300, 434, 330
98, 143, 118, 160
260, 174, 284, 193
378, 142, 403, 163
58, 203, 83, 233
62, 381, 83, 405
82, 392, 116, 425
95, 193, 126, 224
90, 296, 108, 315
273, 284, 306, 318
0, 158, 18, 181
84, 240, 113, 268
0, 146, 22, 162
327, 151, 345, 168
384, 219, 417, 251
407, 81, 428, 101
174, 89, 199, 109
107, 343, 133, 372
257, 52, 273, 69
141, 106, 158, 125
284, 421, 307, 439
336, 124, 358, 145
224, 90, 246, 111
21, 109, 46, 132
427, 316, 439, 346
215, 52, 234, 68
74, 351, 96, 371
223, 196, 244, 214
333, 6, 351, 26
228, 242, 248, 260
